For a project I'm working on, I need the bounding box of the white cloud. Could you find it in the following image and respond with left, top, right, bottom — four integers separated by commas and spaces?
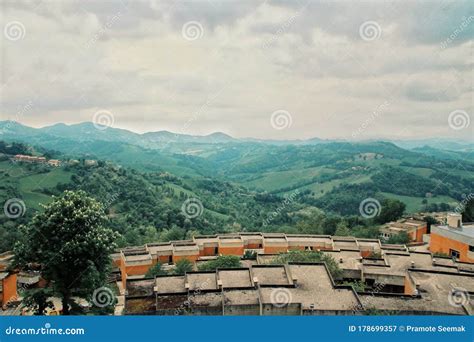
0, 0, 472, 140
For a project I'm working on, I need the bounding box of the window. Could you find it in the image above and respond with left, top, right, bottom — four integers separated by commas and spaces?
450, 249, 460, 259
469, 245, 474, 252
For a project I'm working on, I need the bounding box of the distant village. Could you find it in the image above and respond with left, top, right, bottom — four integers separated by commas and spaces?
11, 154, 98, 167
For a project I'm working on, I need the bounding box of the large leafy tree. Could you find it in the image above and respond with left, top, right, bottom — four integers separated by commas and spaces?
15, 190, 120, 315
375, 198, 406, 224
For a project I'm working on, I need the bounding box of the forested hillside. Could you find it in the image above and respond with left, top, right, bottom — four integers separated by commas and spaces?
0, 121, 473, 253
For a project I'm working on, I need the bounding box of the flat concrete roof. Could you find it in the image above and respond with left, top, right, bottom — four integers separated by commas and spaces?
259, 264, 359, 311
189, 292, 222, 307
286, 235, 332, 243
409, 270, 474, 314
323, 250, 362, 271
147, 244, 173, 254
124, 253, 152, 264
127, 278, 155, 296
155, 276, 186, 294
240, 234, 263, 240
173, 244, 199, 252
224, 289, 259, 305
433, 223, 474, 243
186, 273, 217, 291
252, 266, 291, 286
359, 294, 464, 315
218, 269, 253, 288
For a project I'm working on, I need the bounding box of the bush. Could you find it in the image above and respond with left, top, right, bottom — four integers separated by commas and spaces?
198, 255, 242, 271
145, 263, 167, 277
270, 250, 343, 279
174, 259, 193, 275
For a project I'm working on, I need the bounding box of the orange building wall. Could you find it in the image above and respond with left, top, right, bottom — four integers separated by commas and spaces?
218, 246, 244, 256
126, 264, 153, 275
2, 274, 17, 308
200, 247, 218, 256
121, 263, 154, 287
157, 255, 172, 263
415, 226, 427, 243
403, 275, 415, 295
360, 250, 372, 258
172, 255, 199, 263
245, 243, 263, 249
264, 246, 288, 254
288, 246, 305, 251
430, 233, 474, 263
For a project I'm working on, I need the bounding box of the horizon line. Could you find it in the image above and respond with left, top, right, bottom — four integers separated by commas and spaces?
1, 120, 472, 144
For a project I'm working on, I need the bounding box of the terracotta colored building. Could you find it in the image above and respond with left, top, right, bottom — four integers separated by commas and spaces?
0, 272, 18, 309
430, 213, 474, 263
380, 218, 428, 243
117, 233, 384, 286
0, 253, 18, 310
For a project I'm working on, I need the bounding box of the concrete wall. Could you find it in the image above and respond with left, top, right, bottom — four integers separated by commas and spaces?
261, 303, 301, 315
224, 304, 260, 315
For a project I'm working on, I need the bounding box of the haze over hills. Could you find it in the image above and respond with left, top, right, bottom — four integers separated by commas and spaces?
1, 121, 472, 151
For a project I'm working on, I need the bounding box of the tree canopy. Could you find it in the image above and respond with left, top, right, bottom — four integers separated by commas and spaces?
15, 190, 120, 315
197, 255, 242, 271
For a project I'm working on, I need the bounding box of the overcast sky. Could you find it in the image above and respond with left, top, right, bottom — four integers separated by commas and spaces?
0, 0, 472, 140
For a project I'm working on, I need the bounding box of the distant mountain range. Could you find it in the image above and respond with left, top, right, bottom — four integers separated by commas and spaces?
0, 121, 472, 151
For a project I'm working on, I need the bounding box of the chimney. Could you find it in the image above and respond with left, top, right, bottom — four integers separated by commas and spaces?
410, 261, 415, 268
184, 282, 190, 290
339, 257, 344, 264
447, 213, 462, 229
217, 279, 223, 290
292, 276, 298, 286
253, 277, 259, 286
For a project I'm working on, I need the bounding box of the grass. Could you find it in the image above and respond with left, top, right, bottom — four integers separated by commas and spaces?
243, 166, 329, 192
401, 166, 434, 178
380, 192, 458, 213
0, 161, 72, 211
